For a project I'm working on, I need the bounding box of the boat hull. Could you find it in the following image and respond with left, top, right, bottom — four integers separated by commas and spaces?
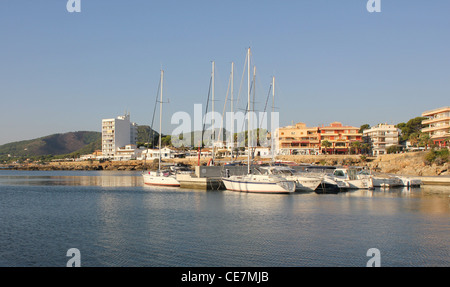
292, 177, 322, 192
142, 173, 180, 187
337, 178, 374, 189
222, 176, 295, 194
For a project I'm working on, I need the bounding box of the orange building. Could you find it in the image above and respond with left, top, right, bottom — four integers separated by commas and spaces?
319, 122, 363, 154
276, 123, 320, 155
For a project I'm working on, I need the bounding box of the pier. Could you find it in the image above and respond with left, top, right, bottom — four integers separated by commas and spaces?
417, 176, 450, 186
176, 166, 252, 190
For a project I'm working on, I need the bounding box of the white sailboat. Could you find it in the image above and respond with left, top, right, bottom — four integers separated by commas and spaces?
221, 48, 295, 194
143, 70, 180, 187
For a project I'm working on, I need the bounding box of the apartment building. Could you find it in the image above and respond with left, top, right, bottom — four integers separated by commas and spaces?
276, 122, 320, 155
363, 124, 400, 156
421, 106, 450, 147
319, 122, 362, 154
275, 121, 363, 155
101, 113, 138, 159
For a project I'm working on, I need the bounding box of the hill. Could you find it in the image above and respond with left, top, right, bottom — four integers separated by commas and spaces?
0, 125, 158, 161
0, 131, 102, 158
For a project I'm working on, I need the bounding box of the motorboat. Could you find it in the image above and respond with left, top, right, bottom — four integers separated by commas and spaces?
331, 167, 374, 189
260, 166, 322, 192
357, 170, 402, 188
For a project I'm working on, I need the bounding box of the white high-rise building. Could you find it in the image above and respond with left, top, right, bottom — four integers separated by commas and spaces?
101, 113, 138, 159
363, 124, 400, 156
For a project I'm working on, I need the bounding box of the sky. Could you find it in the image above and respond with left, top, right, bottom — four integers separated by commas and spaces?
0, 0, 449, 145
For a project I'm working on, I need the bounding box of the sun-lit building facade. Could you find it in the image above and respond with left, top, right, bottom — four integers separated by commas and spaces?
363, 124, 400, 156
101, 113, 138, 159
319, 122, 363, 154
421, 106, 450, 147
275, 122, 362, 155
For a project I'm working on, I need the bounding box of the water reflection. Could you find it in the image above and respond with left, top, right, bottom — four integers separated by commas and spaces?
0, 170, 448, 267
0, 171, 143, 187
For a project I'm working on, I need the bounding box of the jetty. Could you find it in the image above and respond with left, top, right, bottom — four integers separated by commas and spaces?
176, 166, 253, 190
417, 176, 450, 186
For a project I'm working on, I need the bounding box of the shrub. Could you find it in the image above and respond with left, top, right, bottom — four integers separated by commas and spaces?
424, 149, 449, 165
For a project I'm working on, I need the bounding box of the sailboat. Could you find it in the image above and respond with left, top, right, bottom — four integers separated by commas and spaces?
142, 70, 180, 187
221, 48, 295, 194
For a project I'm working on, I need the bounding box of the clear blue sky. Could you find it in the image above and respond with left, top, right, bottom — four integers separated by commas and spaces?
1, 0, 449, 145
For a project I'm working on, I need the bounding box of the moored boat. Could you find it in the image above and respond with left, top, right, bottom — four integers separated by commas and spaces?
331, 167, 374, 189
143, 170, 180, 187
142, 69, 181, 188
221, 48, 295, 194
222, 173, 295, 194
260, 166, 322, 192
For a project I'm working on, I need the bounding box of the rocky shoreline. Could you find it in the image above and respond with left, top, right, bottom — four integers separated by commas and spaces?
1, 151, 448, 177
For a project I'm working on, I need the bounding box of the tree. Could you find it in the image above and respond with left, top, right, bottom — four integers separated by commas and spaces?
397, 117, 427, 142
321, 140, 332, 154
160, 135, 172, 147
418, 133, 431, 150
409, 132, 420, 147
386, 145, 402, 154
361, 143, 371, 155
350, 141, 361, 154
359, 124, 370, 134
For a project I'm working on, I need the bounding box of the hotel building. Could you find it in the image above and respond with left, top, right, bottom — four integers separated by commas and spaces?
319, 122, 363, 154
275, 122, 362, 155
363, 124, 400, 156
276, 122, 321, 155
101, 113, 138, 159
421, 106, 450, 147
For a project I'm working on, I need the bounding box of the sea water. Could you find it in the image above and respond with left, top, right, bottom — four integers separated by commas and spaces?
0, 170, 448, 267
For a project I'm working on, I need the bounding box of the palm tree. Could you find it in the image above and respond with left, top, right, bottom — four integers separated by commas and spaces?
361, 143, 371, 155
351, 141, 361, 155
419, 133, 431, 150
321, 140, 332, 154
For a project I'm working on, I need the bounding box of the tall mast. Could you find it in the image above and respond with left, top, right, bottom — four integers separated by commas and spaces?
247, 48, 251, 174
212, 61, 215, 165
272, 76, 275, 162
252, 65, 256, 159
158, 69, 163, 172
230, 62, 234, 158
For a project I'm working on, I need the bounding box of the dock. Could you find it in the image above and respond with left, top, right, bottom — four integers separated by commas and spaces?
176, 166, 251, 190
416, 176, 450, 186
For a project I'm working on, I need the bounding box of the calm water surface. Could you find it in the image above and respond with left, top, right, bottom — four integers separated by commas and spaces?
0, 170, 448, 267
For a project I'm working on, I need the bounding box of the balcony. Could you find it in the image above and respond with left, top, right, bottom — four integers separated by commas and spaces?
422, 115, 450, 125
422, 124, 450, 133
422, 106, 450, 117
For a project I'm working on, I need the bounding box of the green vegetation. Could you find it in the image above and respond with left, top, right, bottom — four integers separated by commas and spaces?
350, 141, 361, 154
424, 148, 449, 165
359, 124, 370, 134
386, 145, 402, 154
136, 125, 159, 148
0, 131, 101, 164
321, 140, 332, 154
396, 117, 427, 142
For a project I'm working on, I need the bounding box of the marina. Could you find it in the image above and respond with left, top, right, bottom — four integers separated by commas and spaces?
1, 1, 450, 270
